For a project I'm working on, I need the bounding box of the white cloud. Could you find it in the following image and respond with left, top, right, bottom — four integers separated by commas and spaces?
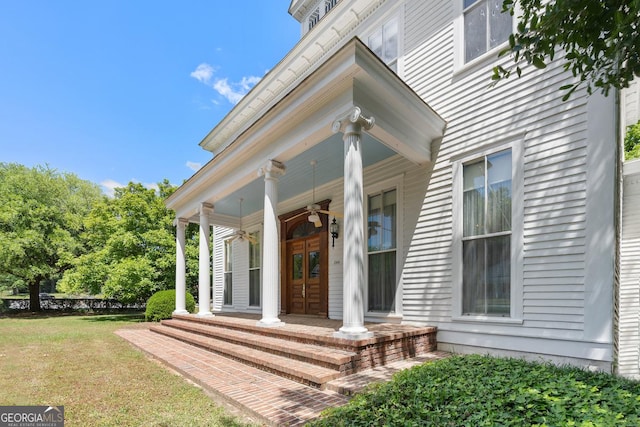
100, 179, 124, 198
190, 63, 215, 84
191, 62, 262, 105
186, 161, 202, 172
100, 179, 159, 198
213, 75, 261, 104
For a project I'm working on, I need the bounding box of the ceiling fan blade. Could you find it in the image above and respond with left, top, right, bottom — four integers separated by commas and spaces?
318, 209, 343, 218
313, 219, 322, 227
285, 211, 309, 222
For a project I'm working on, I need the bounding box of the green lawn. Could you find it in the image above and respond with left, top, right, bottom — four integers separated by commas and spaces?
0, 313, 257, 427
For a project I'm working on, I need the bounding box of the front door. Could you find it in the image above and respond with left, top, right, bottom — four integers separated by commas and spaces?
287, 235, 321, 315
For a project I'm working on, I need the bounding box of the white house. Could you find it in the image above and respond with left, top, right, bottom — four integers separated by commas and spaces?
167, 0, 639, 377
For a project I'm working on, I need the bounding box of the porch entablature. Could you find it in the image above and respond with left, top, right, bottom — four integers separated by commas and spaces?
166, 38, 446, 222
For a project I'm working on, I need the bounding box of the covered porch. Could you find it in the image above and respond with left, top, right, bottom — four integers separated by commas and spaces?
166, 37, 446, 339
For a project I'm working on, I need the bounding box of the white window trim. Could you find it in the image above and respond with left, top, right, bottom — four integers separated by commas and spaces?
452, 0, 518, 75
247, 226, 263, 309
451, 135, 524, 324
364, 174, 404, 319
361, 3, 405, 78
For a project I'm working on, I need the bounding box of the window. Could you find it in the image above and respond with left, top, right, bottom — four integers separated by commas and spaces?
462, 150, 511, 315
325, 0, 339, 14
367, 188, 397, 312
308, 7, 320, 31
464, 0, 511, 63
368, 18, 399, 72
223, 239, 233, 305
249, 231, 261, 307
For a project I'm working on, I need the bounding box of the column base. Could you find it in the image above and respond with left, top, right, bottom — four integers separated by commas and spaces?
196, 311, 214, 317
172, 309, 190, 315
257, 318, 285, 328
334, 326, 374, 340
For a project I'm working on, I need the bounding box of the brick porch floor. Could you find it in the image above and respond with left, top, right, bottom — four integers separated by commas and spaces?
115, 313, 448, 426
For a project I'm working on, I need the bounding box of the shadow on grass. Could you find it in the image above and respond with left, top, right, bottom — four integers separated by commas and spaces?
82, 313, 145, 323
0, 311, 146, 322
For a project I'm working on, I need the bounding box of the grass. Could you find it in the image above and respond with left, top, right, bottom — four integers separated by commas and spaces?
0, 313, 257, 427
309, 354, 640, 426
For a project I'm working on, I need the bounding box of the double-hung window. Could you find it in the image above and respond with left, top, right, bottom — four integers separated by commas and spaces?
367, 17, 399, 72
248, 231, 261, 307
464, 0, 512, 62
462, 150, 512, 315
367, 188, 397, 312
223, 239, 233, 306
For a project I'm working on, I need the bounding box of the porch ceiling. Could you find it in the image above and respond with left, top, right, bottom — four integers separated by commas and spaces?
166, 37, 446, 223
215, 133, 396, 218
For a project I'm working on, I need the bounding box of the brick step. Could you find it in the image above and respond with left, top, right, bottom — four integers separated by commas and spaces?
172, 313, 342, 348
159, 318, 356, 372
149, 324, 345, 388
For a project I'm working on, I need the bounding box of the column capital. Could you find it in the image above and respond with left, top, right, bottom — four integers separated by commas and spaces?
175, 217, 189, 228
258, 159, 286, 179
199, 202, 214, 215
332, 106, 375, 135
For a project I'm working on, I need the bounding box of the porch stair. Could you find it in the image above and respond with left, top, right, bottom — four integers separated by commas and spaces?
148, 313, 437, 391
149, 320, 351, 387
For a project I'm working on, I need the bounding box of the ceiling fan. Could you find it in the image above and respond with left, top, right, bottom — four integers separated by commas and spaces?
230, 198, 257, 243
286, 160, 342, 228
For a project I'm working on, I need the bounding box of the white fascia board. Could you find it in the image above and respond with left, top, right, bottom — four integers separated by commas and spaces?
168, 38, 446, 219
350, 47, 447, 165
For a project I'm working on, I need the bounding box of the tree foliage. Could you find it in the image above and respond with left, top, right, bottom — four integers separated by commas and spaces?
493, 0, 640, 100
0, 163, 102, 310
625, 120, 640, 160
59, 180, 197, 304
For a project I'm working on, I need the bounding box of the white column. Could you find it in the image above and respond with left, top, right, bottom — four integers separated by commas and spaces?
174, 218, 189, 315
197, 202, 214, 317
257, 160, 286, 327
332, 107, 375, 339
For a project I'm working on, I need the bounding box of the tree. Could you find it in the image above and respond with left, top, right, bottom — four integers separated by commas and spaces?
59, 180, 194, 304
493, 0, 640, 100
0, 163, 102, 310
625, 120, 640, 160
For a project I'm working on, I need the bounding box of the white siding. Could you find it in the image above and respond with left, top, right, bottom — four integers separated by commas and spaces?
619, 160, 640, 379
398, 0, 616, 366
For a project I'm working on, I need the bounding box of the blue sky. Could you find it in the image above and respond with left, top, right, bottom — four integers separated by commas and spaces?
0, 1, 300, 195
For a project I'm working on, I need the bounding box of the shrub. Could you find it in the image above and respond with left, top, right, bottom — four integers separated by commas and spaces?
625, 120, 640, 160
145, 289, 195, 322
308, 354, 640, 426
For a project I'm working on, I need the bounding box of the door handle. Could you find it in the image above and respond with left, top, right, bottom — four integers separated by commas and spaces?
302, 283, 306, 298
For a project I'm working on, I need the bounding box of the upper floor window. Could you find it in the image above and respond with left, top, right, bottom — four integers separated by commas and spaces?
368, 17, 398, 72
308, 8, 320, 32
325, 0, 338, 14
464, 0, 512, 63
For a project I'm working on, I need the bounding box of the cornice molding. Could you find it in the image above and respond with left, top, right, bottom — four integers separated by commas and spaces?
199, 0, 385, 155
